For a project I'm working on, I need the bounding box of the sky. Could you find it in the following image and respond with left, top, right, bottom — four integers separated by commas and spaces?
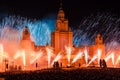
0, 0, 120, 46
0, 0, 120, 26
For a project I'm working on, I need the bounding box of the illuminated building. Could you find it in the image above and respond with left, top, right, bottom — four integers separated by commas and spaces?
20, 26, 34, 51
20, 4, 105, 67
51, 6, 73, 54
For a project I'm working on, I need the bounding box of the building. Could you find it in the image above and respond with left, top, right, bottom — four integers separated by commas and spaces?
20, 26, 34, 51
51, 7, 73, 54
20, 5, 105, 67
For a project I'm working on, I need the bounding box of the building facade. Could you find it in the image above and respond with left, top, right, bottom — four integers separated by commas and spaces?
20, 7, 106, 67
51, 7, 73, 54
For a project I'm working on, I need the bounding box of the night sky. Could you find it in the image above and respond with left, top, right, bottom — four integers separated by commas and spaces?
0, 0, 120, 26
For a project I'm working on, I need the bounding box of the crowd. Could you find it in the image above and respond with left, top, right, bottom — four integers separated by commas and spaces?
0, 68, 120, 80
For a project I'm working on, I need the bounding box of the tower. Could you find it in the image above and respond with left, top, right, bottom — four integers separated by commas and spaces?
56, 3, 68, 32
95, 34, 105, 60
95, 34, 103, 45
20, 26, 34, 50
51, 2, 73, 54
22, 26, 30, 40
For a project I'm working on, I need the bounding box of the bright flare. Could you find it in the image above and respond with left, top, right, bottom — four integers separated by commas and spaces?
14, 50, 26, 66
105, 52, 114, 65
30, 51, 43, 64
65, 46, 72, 66
46, 47, 53, 67
0, 44, 8, 63
97, 49, 101, 64
84, 48, 88, 64
51, 52, 62, 65
115, 55, 120, 65
72, 51, 83, 63
88, 54, 97, 66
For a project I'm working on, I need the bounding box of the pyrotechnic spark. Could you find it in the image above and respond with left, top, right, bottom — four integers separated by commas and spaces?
65, 46, 72, 66
46, 47, 53, 67
97, 49, 101, 64
0, 12, 120, 69
30, 51, 43, 64
14, 50, 26, 66
0, 44, 4, 62
115, 55, 120, 65
21, 50, 26, 66
0, 13, 120, 47
105, 53, 114, 65
0, 44, 8, 63
84, 48, 88, 64
87, 49, 102, 66
73, 13, 120, 47
51, 52, 62, 65
72, 51, 83, 63
14, 51, 21, 59
0, 15, 55, 45
88, 55, 97, 65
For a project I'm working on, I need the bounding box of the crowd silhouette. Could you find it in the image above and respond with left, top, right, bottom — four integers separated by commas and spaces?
0, 67, 120, 80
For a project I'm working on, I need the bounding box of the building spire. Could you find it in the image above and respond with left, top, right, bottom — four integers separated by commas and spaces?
58, 0, 65, 20
60, 0, 63, 10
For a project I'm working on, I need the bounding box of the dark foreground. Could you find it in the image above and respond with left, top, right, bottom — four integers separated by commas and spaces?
0, 68, 120, 80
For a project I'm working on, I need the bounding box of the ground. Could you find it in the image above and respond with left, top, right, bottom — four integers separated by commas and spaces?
0, 67, 120, 80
